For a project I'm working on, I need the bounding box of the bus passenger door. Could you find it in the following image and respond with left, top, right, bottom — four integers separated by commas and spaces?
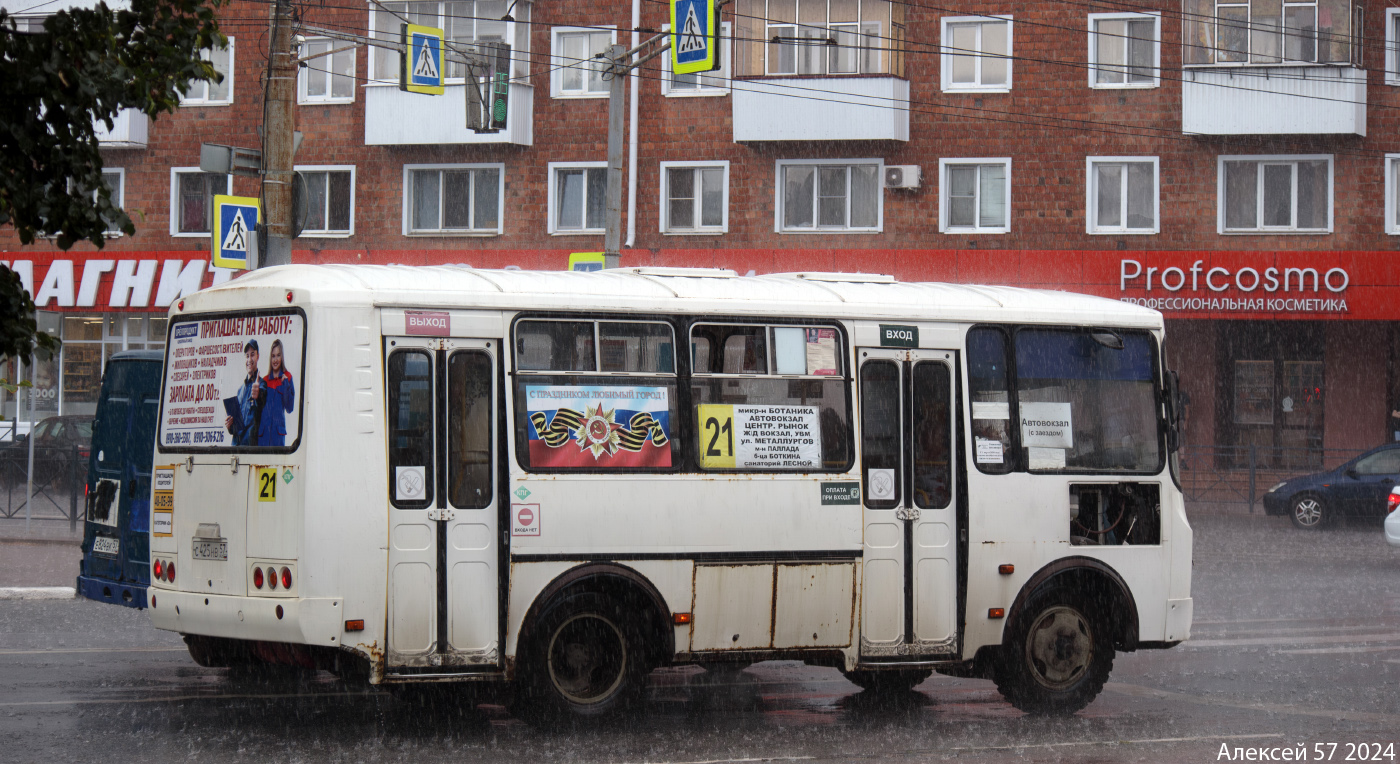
385, 337, 501, 669
857, 348, 960, 658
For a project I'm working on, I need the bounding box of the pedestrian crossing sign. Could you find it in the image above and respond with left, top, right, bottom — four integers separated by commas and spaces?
212, 195, 260, 270
401, 23, 445, 95
670, 0, 717, 75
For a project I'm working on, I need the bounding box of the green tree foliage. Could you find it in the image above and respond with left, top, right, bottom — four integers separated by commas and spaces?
0, 0, 225, 249
0, 266, 60, 361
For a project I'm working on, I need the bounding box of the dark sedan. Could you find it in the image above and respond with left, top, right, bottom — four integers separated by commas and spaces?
0, 414, 95, 487
1262, 443, 1400, 529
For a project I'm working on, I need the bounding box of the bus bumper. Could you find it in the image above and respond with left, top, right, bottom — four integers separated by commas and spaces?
148, 590, 344, 647
76, 575, 147, 610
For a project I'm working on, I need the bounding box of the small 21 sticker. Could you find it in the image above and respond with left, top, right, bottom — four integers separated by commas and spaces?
514, 486, 531, 500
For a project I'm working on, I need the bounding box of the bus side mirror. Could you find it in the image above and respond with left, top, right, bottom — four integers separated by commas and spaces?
1165, 370, 1183, 452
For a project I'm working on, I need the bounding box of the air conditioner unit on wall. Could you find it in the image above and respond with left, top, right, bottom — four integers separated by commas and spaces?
884, 165, 921, 190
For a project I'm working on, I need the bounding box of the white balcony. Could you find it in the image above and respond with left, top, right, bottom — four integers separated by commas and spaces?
94, 108, 149, 148
364, 83, 533, 146
733, 76, 909, 142
1182, 66, 1366, 136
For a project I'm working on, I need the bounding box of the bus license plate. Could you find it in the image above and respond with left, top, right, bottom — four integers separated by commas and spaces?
192, 539, 227, 561
92, 536, 119, 556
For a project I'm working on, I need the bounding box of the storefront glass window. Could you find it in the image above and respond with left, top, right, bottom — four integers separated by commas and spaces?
1219, 321, 1324, 469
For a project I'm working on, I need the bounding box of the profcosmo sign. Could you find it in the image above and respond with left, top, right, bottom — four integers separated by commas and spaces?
1118, 259, 1350, 315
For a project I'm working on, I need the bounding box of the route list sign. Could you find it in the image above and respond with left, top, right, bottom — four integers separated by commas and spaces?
697, 404, 821, 469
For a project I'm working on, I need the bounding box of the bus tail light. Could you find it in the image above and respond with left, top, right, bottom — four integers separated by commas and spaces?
166, 562, 174, 583
253, 567, 264, 589
266, 567, 277, 590
672, 612, 693, 625
153, 559, 163, 579
280, 567, 292, 590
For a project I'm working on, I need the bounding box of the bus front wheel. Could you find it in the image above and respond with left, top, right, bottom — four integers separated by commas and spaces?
993, 589, 1114, 715
515, 592, 644, 720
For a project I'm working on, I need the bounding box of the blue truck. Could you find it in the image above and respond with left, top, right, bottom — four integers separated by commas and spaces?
76, 350, 163, 608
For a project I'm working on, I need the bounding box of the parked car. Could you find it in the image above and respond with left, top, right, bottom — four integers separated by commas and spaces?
1263, 443, 1400, 529
0, 414, 95, 487
1387, 487, 1400, 547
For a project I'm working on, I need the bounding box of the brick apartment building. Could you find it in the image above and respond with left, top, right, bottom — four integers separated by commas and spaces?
2, 0, 1399, 471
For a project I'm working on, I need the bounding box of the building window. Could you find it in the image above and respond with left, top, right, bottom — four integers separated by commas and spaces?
1386, 154, 1400, 234
551, 27, 616, 98
548, 162, 607, 234
169, 168, 230, 236
941, 17, 1011, 92
776, 160, 882, 233
660, 161, 728, 234
662, 22, 731, 96
298, 38, 355, 103
1087, 157, 1158, 234
99, 170, 124, 235
1184, 0, 1360, 66
1088, 13, 1159, 88
296, 167, 354, 236
1388, 8, 1400, 84
404, 164, 502, 235
370, 1, 530, 82
939, 159, 1010, 234
733, 0, 905, 77
181, 40, 234, 105
1218, 155, 1332, 233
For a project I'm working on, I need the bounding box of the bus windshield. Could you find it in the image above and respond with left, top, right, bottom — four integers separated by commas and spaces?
1015, 329, 1161, 473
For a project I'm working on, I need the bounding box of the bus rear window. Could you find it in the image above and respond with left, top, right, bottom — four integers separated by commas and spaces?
158, 310, 305, 452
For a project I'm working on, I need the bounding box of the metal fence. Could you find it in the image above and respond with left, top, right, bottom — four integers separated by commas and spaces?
1177, 445, 1367, 513
0, 444, 85, 528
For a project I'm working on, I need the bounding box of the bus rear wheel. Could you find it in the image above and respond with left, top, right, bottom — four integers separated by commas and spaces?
993, 589, 1114, 715
515, 593, 644, 720
842, 669, 932, 694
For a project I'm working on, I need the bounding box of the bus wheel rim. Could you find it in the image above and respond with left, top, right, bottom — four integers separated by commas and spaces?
1025, 605, 1093, 689
546, 613, 627, 705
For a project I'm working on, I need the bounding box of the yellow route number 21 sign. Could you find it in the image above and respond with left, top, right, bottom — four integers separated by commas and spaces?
257, 467, 279, 502
697, 404, 736, 469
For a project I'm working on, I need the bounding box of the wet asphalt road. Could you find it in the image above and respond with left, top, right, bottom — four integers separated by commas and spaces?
2, 513, 1399, 764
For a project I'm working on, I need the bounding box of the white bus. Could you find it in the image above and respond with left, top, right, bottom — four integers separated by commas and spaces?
147, 265, 1192, 717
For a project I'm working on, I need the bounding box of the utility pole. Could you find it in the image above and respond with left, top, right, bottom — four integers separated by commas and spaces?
262, 0, 297, 268
602, 36, 669, 269
603, 44, 627, 269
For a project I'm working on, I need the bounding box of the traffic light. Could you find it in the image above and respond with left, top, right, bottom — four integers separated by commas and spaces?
486, 42, 510, 131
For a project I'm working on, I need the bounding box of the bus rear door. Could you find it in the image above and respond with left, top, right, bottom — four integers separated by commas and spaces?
384, 337, 501, 669
856, 348, 960, 658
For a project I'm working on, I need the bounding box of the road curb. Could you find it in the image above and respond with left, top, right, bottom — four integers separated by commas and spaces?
0, 536, 80, 546
0, 586, 76, 600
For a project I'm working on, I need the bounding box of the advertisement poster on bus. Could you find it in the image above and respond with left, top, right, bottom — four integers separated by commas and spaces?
159, 311, 304, 450
525, 385, 671, 468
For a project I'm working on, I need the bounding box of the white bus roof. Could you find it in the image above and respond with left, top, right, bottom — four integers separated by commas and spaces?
182, 265, 1162, 329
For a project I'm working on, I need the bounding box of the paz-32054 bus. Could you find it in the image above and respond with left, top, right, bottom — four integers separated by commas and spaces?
147, 265, 1191, 717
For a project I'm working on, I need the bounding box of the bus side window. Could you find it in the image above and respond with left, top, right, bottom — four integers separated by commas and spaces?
448, 351, 492, 509
911, 361, 952, 509
859, 360, 901, 508
968, 327, 1013, 474
388, 350, 434, 508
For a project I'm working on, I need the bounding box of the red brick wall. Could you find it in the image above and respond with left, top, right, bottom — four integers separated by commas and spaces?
5, 0, 1400, 259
